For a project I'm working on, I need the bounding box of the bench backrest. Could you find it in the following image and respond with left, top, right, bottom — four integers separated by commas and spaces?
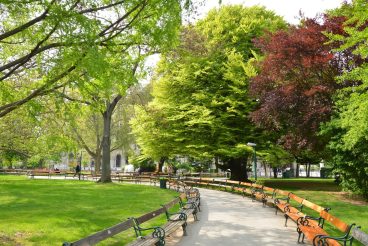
320, 210, 350, 233
302, 199, 325, 213
66, 218, 134, 246
136, 207, 166, 224
226, 180, 240, 185
239, 181, 253, 188
289, 193, 304, 204
274, 189, 290, 197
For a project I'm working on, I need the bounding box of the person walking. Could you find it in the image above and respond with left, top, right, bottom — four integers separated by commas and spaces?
74, 164, 81, 180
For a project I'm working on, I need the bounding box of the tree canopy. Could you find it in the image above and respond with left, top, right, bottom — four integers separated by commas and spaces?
131, 5, 287, 180
321, 0, 368, 198
249, 15, 360, 157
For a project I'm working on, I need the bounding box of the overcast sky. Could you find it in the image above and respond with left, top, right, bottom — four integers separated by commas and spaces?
198, 0, 345, 24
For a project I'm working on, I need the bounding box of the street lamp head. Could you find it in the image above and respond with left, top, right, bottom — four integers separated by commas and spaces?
247, 142, 257, 147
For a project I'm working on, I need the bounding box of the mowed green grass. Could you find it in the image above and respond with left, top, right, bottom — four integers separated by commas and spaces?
0, 175, 178, 245
260, 178, 368, 245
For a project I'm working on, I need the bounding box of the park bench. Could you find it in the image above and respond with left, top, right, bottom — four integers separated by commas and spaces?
233, 181, 253, 197
112, 173, 141, 183
0, 168, 26, 175
128, 197, 188, 246
296, 210, 356, 245
29, 169, 55, 179
178, 193, 199, 220
250, 184, 274, 205
274, 191, 328, 227
62, 218, 135, 246
182, 187, 201, 212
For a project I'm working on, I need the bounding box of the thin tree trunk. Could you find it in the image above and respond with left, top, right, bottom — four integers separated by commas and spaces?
296, 163, 300, 178
306, 163, 311, 177
273, 167, 278, 178
94, 152, 101, 175
263, 162, 268, 178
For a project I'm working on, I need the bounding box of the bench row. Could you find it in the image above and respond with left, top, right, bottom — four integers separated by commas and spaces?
182, 177, 368, 246
63, 182, 200, 246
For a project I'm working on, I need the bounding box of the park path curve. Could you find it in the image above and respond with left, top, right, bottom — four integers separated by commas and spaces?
167, 188, 301, 246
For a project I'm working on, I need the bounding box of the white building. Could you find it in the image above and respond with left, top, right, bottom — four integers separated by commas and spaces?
53, 150, 130, 172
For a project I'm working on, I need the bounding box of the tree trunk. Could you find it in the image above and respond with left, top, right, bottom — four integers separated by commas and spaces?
273, 167, 278, 178
157, 157, 166, 173
100, 110, 112, 183
306, 163, 311, 177
263, 162, 269, 178
214, 156, 219, 172
99, 95, 122, 183
295, 163, 300, 178
94, 152, 101, 175
229, 157, 249, 182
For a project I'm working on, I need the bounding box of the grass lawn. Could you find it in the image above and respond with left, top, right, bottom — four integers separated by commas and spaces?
258, 178, 368, 245
0, 175, 179, 245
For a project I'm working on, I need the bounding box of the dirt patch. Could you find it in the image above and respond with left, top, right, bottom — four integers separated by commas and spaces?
0, 232, 17, 246
329, 192, 368, 206
0, 231, 30, 246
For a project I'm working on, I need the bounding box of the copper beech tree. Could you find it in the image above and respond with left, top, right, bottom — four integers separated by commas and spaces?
250, 15, 362, 171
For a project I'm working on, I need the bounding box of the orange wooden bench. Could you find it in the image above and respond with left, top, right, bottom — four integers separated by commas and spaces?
297, 210, 356, 245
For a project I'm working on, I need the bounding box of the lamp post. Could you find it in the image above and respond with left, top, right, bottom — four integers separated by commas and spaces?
247, 142, 257, 180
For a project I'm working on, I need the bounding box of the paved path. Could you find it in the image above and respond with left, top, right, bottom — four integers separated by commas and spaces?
167, 188, 300, 246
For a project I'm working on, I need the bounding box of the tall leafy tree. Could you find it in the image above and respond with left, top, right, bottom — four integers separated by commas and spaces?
132, 5, 286, 181
249, 15, 360, 167
1, 0, 194, 182
322, 0, 368, 198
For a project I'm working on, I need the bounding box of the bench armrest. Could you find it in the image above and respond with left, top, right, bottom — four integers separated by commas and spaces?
181, 201, 199, 209
313, 234, 353, 246
166, 212, 187, 222
297, 215, 321, 226
274, 197, 290, 204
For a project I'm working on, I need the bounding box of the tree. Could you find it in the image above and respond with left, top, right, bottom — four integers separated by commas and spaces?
131, 5, 286, 181
257, 144, 293, 178
249, 15, 360, 165
321, 0, 368, 198
0, 0, 192, 118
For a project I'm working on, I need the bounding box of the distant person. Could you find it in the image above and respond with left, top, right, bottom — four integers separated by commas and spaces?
74, 164, 81, 180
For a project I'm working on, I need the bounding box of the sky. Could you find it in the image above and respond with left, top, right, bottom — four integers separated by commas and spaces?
198, 0, 345, 24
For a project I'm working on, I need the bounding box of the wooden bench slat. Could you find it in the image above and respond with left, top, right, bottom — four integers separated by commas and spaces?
69, 219, 134, 246
302, 200, 324, 213
321, 210, 349, 233
136, 207, 166, 224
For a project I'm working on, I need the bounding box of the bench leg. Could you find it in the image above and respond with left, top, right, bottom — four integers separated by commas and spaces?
297, 227, 305, 244
284, 214, 289, 227
262, 198, 267, 207
182, 222, 188, 236
155, 238, 165, 246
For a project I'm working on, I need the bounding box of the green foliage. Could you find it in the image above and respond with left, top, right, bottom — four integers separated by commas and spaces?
0, 0, 190, 117
257, 144, 293, 168
322, 0, 368, 198
131, 6, 286, 176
